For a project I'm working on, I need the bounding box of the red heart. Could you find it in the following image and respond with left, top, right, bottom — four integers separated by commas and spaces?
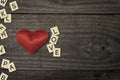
16, 29, 48, 55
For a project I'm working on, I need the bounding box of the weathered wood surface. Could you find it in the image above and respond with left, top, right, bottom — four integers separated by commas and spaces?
5, 0, 120, 14
0, 70, 110, 80
0, 0, 120, 80
0, 14, 120, 70
110, 70, 120, 80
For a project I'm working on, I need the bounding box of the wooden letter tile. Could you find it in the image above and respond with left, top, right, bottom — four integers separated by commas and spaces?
0, 72, 8, 80
0, 0, 8, 7
47, 43, 55, 53
0, 9, 7, 19
0, 30, 8, 40
50, 35, 59, 45
50, 26, 60, 36
4, 14, 12, 23
8, 62, 16, 72
9, 1, 19, 11
0, 45, 6, 55
1, 59, 10, 69
53, 48, 61, 57
0, 24, 6, 34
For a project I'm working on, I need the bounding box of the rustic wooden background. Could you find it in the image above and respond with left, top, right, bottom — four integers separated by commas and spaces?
0, 0, 120, 80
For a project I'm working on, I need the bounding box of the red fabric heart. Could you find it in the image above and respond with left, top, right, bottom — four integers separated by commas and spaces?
16, 29, 48, 55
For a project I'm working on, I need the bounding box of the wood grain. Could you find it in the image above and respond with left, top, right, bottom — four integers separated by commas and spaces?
0, 14, 120, 70
5, 0, 120, 14
0, 70, 108, 80
110, 70, 120, 80
1, 0, 120, 79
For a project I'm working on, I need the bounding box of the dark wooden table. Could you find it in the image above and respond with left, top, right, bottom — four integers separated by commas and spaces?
0, 0, 120, 80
